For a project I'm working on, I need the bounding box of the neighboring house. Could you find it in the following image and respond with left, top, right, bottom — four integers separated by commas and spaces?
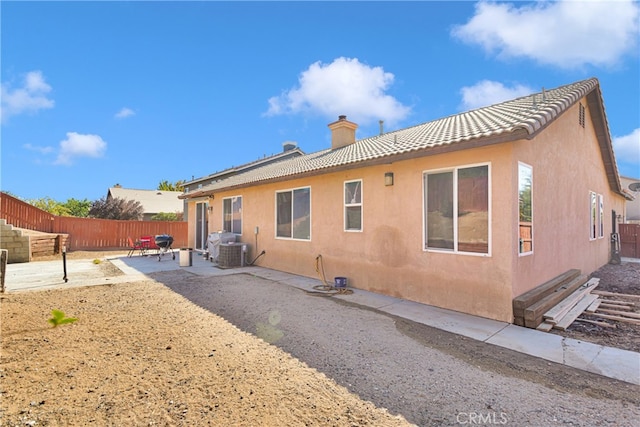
107, 187, 184, 221
181, 142, 304, 250
181, 78, 630, 323
620, 176, 640, 223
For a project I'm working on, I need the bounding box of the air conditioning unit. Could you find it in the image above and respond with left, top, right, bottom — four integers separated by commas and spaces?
218, 243, 249, 268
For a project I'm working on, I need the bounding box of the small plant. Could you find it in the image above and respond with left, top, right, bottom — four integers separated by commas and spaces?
48, 309, 78, 328
92, 259, 102, 264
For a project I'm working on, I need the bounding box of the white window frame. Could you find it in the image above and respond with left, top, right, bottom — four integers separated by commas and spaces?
589, 191, 605, 241
598, 194, 604, 239
222, 196, 243, 235
275, 186, 312, 241
422, 162, 491, 256
344, 179, 363, 232
518, 162, 533, 256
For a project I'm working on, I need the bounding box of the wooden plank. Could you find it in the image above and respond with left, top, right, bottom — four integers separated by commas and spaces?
575, 317, 616, 328
543, 278, 599, 323
590, 312, 640, 325
553, 294, 599, 331
524, 275, 587, 328
598, 299, 635, 306
513, 269, 581, 310
596, 308, 640, 319
536, 321, 554, 332
585, 298, 602, 314
599, 303, 633, 311
592, 290, 640, 300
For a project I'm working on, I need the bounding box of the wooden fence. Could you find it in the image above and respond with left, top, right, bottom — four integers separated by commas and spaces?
620, 224, 640, 259
1, 192, 188, 251
0, 192, 55, 232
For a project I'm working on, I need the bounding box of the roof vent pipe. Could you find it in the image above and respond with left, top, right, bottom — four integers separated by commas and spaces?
379, 120, 384, 135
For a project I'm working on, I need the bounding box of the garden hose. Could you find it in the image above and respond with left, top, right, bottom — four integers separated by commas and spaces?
306, 255, 353, 297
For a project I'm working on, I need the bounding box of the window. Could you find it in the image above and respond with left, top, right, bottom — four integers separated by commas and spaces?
223, 196, 242, 234
590, 192, 604, 240
344, 180, 362, 231
276, 187, 311, 240
424, 164, 490, 254
599, 194, 604, 238
518, 163, 533, 255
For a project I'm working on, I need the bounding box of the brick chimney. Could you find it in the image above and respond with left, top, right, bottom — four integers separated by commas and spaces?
328, 115, 358, 149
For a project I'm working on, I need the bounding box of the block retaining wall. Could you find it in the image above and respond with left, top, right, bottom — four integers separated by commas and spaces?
0, 219, 30, 263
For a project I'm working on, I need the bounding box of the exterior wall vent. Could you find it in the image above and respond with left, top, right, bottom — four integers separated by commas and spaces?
579, 102, 585, 128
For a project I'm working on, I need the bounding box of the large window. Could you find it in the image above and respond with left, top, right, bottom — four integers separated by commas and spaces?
223, 196, 242, 234
344, 180, 362, 231
518, 163, 533, 255
276, 187, 311, 240
424, 164, 490, 254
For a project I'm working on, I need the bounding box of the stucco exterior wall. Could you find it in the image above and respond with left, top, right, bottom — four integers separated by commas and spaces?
204, 143, 517, 322
511, 98, 627, 299
186, 96, 624, 323
620, 176, 640, 222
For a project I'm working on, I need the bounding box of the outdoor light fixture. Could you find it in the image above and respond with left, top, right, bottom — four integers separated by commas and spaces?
384, 172, 394, 186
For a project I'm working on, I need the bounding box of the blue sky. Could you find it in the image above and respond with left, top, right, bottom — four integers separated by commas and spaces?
1, 0, 639, 202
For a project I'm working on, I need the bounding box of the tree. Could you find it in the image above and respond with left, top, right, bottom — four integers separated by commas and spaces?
157, 180, 185, 192
89, 197, 144, 220
151, 212, 184, 221
62, 198, 91, 217
26, 197, 71, 216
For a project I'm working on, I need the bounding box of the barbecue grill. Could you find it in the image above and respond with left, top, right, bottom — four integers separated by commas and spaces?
154, 234, 175, 261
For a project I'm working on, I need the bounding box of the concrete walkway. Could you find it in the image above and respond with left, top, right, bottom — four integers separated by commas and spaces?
4, 252, 639, 386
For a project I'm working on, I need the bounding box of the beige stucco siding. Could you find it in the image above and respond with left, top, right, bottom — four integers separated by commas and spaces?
196, 144, 517, 322
511, 98, 626, 299
184, 97, 625, 323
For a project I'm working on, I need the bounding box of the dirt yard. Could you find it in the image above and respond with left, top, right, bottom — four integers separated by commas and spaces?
0, 257, 410, 426
550, 261, 640, 353
1, 252, 638, 426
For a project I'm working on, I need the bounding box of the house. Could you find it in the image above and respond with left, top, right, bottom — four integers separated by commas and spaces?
107, 187, 184, 221
620, 176, 640, 223
180, 78, 630, 323
181, 142, 304, 249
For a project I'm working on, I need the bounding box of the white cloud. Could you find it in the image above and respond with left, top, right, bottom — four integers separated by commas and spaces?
55, 132, 107, 166
459, 80, 534, 110
23, 143, 54, 155
265, 57, 411, 126
452, 0, 640, 69
115, 107, 135, 119
613, 128, 640, 168
1, 70, 55, 123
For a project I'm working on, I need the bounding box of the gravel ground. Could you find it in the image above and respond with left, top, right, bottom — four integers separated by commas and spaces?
15, 251, 639, 426
160, 270, 640, 427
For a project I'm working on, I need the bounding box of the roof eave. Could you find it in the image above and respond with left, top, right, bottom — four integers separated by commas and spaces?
181, 128, 531, 198
585, 88, 627, 199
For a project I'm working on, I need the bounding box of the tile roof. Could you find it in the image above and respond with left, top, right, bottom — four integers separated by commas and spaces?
183, 78, 623, 199
183, 146, 305, 187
